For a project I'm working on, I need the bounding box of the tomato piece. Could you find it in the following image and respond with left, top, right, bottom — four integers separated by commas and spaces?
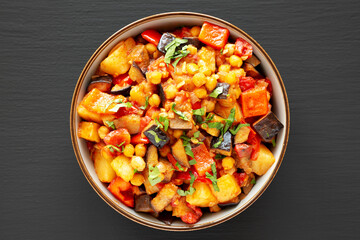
107, 177, 134, 207
247, 128, 261, 160
239, 76, 256, 92
265, 78, 273, 96
139, 116, 152, 132
234, 37, 253, 59
192, 144, 215, 176
241, 87, 269, 118
173, 27, 192, 38
141, 29, 162, 46
198, 22, 229, 49
180, 203, 202, 224
131, 133, 150, 144
175, 170, 212, 184
234, 144, 252, 159
147, 56, 169, 78
192, 101, 202, 110
103, 128, 131, 146
234, 172, 248, 187
145, 106, 160, 119
114, 102, 139, 118
112, 74, 133, 86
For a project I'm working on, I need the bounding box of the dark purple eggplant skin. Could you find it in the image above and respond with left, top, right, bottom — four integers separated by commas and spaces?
143, 124, 169, 148
157, 32, 175, 53
211, 131, 232, 152
214, 82, 230, 99
253, 112, 284, 142
157, 211, 174, 225
110, 85, 131, 96
157, 84, 166, 107
218, 197, 241, 208
87, 75, 112, 92
183, 37, 203, 49
134, 194, 154, 213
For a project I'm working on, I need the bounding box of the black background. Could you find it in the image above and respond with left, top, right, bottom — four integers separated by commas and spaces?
1, 0, 359, 239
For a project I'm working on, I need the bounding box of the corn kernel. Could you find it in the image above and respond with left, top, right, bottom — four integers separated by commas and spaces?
194, 87, 207, 99
222, 157, 235, 170
98, 126, 110, 139
186, 63, 199, 75
224, 43, 235, 56
205, 75, 217, 91
199, 66, 212, 76
164, 84, 177, 99
224, 71, 237, 85
145, 43, 157, 54
131, 156, 146, 171
146, 71, 162, 84
159, 145, 171, 157
190, 26, 201, 37
192, 72, 207, 87
173, 130, 183, 139
130, 173, 145, 186
123, 144, 135, 157
135, 144, 147, 157
218, 64, 231, 72
229, 55, 243, 68
149, 94, 161, 107
187, 45, 197, 55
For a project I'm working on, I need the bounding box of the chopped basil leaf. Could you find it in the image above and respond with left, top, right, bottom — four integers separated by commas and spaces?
181, 133, 195, 159
212, 137, 223, 148
192, 107, 205, 116
175, 162, 185, 171
177, 171, 196, 196
229, 123, 250, 135
159, 115, 169, 131
148, 165, 162, 186
206, 163, 219, 192
105, 120, 116, 130
133, 169, 139, 174
214, 154, 226, 160
107, 99, 132, 112
164, 38, 189, 66
146, 130, 165, 143
220, 48, 223, 55
193, 131, 200, 139
209, 86, 223, 98
207, 122, 224, 130
171, 103, 189, 121
155, 118, 163, 130
140, 96, 149, 110
105, 145, 120, 153
188, 159, 197, 165
116, 141, 126, 148
251, 178, 256, 185
272, 138, 276, 147
172, 46, 190, 67
223, 108, 236, 133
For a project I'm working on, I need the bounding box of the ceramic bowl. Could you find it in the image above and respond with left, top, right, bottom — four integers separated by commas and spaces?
70, 12, 290, 231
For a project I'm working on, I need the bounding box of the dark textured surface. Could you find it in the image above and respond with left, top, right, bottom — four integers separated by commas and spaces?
1, 0, 359, 239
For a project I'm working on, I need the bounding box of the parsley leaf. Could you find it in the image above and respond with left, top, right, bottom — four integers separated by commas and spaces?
177, 171, 196, 196
159, 115, 169, 131
148, 165, 162, 186
140, 96, 149, 110
146, 130, 165, 143
105, 120, 116, 130
193, 131, 200, 139
133, 169, 139, 174
188, 159, 197, 165
172, 45, 190, 67
220, 48, 223, 55
107, 99, 132, 112
171, 103, 189, 121
116, 141, 126, 148
164, 38, 189, 66
105, 145, 121, 153
272, 138, 276, 147
209, 86, 223, 98
192, 107, 205, 116
214, 154, 226, 160
212, 136, 223, 148
175, 162, 185, 171
207, 122, 224, 130
229, 123, 250, 135
180, 133, 195, 159
206, 163, 219, 192
223, 108, 236, 134
251, 178, 256, 185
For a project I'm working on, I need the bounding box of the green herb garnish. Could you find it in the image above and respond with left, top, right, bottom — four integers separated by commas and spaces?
105, 120, 116, 130
140, 96, 149, 110
251, 178, 256, 185
209, 86, 223, 98
171, 103, 189, 121
272, 138, 276, 147
107, 99, 132, 112
164, 38, 190, 67
146, 130, 165, 143
175, 162, 185, 171
229, 123, 250, 135
214, 154, 226, 160
192, 107, 205, 116
148, 165, 162, 186
207, 122, 224, 130
159, 115, 169, 131
188, 159, 197, 165
116, 141, 126, 148
206, 163, 219, 192
133, 169, 139, 174
105, 145, 121, 153
177, 171, 196, 196
180, 133, 195, 159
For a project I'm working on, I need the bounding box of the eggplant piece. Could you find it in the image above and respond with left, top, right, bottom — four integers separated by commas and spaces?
171, 139, 190, 168
218, 196, 241, 208
245, 54, 261, 67
157, 32, 175, 53
146, 145, 159, 167
213, 82, 230, 99
169, 114, 193, 130
157, 84, 166, 107
211, 131, 232, 156
253, 111, 284, 142
87, 75, 112, 92
128, 45, 150, 73
135, 194, 155, 213
243, 62, 264, 79
143, 124, 169, 148
110, 84, 131, 96
183, 37, 203, 49
157, 211, 174, 225
128, 62, 146, 83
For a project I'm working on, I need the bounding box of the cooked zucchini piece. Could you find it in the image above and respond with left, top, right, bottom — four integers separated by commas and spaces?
211, 131, 232, 156
143, 124, 169, 148
253, 111, 284, 142
171, 139, 190, 168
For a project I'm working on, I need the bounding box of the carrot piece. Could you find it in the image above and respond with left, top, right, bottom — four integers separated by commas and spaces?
198, 22, 229, 49
241, 87, 269, 118
192, 144, 215, 176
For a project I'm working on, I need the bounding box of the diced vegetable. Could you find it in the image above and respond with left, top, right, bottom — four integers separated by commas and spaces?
93, 149, 116, 183
146, 145, 159, 168
241, 87, 269, 118
103, 128, 131, 146
253, 111, 284, 142
245, 54, 261, 67
234, 143, 252, 160
198, 22, 229, 49
78, 121, 101, 142
185, 182, 218, 207
151, 183, 178, 212
201, 114, 224, 137
157, 32, 176, 53
247, 129, 261, 160
214, 102, 243, 124
210, 174, 241, 203
211, 131, 232, 156
171, 139, 190, 168
111, 155, 134, 182
110, 84, 132, 96
198, 46, 216, 72
234, 37, 253, 60
131, 133, 150, 144
77, 104, 103, 124
192, 144, 215, 176
108, 176, 134, 207
80, 88, 116, 114
87, 75, 112, 93
128, 62, 146, 83
234, 125, 251, 144
169, 114, 192, 130
143, 124, 169, 148
113, 114, 141, 135
100, 40, 131, 76
183, 37, 203, 49
159, 159, 175, 183
218, 196, 241, 208
157, 84, 166, 107
135, 194, 155, 213
128, 45, 150, 73
141, 29, 162, 46
238, 76, 256, 92
251, 144, 275, 175
210, 82, 230, 99
243, 62, 263, 79
143, 168, 161, 195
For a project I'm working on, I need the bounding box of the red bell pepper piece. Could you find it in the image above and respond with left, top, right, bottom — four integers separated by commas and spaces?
192, 101, 202, 110
175, 170, 212, 184
112, 74, 133, 86
141, 29, 162, 46
234, 37, 253, 59
247, 128, 261, 160
173, 27, 192, 38
103, 128, 131, 146
198, 21, 229, 49
234, 144, 252, 159
192, 144, 215, 176
234, 172, 248, 187
131, 133, 150, 144
167, 153, 185, 171
107, 177, 134, 207
239, 76, 256, 92
181, 203, 202, 224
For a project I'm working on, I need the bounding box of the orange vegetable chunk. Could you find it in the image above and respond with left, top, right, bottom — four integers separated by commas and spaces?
198, 22, 229, 49
241, 87, 269, 118
192, 144, 215, 176
80, 88, 116, 114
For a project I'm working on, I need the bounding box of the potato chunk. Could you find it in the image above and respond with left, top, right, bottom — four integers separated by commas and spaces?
77, 104, 103, 124
251, 144, 275, 175
93, 149, 116, 183
78, 121, 101, 142
210, 174, 241, 203
111, 155, 134, 182
100, 40, 131, 76
151, 183, 178, 212
186, 182, 218, 207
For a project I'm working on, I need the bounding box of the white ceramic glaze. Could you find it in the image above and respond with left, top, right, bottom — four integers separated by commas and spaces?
70, 12, 289, 231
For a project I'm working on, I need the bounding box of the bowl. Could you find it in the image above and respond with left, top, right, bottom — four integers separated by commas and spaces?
70, 12, 290, 231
